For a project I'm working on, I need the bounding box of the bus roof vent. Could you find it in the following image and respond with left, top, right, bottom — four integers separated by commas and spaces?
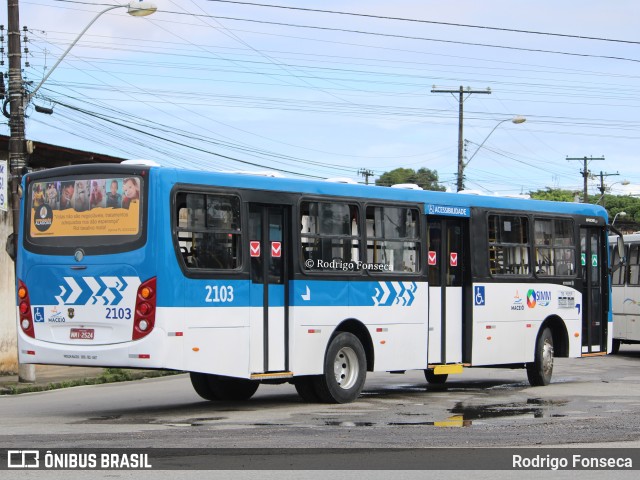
458, 189, 483, 195
391, 183, 423, 190
325, 177, 358, 184
121, 159, 161, 167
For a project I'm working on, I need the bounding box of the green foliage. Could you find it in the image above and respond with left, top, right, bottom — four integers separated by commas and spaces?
528, 188, 578, 203
376, 167, 446, 191
529, 188, 640, 231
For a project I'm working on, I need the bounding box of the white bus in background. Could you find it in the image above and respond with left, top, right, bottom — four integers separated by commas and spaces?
610, 233, 640, 353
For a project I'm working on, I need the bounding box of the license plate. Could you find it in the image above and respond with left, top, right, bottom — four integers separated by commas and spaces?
70, 328, 94, 340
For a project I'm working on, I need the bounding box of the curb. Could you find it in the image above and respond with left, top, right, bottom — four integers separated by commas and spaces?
0, 369, 184, 395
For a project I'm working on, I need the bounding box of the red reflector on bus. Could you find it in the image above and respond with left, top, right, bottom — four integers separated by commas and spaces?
21, 350, 36, 355
169, 332, 183, 337
133, 277, 157, 341
17, 280, 35, 339
308, 329, 321, 334
129, 354, 150, 359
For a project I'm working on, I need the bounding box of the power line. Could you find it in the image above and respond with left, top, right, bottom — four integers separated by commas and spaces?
44, 0, 640, 63
206, 0, 640, 46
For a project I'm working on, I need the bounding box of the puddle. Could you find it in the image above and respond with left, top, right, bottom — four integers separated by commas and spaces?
449, 398, 569, 420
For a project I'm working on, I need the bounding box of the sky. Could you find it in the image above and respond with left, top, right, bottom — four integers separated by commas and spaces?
4, 0, 640, 196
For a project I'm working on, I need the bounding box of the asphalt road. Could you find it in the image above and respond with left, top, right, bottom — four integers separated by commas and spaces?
2, 345, 639, 478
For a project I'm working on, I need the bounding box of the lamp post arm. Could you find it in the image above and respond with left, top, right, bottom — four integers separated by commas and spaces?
26, 5, 122, 101
464, 119, 507, 167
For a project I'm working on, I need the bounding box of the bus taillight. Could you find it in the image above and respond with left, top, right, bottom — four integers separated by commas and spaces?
17, 280, 35, 339
133, 277, 156, 340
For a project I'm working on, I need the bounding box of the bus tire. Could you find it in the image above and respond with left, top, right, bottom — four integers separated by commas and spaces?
294, 376, 321, 402
190, 372, 220, 401
424, 369, 448, 384
526, 327, 554, 386
314, 332, 366, 404
190, 372, 259, 401
612, 339, 621, 354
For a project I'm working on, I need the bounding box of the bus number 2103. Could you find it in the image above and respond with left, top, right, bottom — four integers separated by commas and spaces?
205, 285, 235, 303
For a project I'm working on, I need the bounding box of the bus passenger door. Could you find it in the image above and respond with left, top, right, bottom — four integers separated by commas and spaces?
249, 204, 290, 373
580, 227, 607, 354
427, 217, 467, 364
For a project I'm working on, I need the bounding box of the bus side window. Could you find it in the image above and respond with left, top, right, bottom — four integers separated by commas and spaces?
300, 201, 359, 271
489, 214, 530, 276
175, 192, 242, 271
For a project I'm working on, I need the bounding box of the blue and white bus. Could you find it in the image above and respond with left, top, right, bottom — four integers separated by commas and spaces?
17, 163, 615, 403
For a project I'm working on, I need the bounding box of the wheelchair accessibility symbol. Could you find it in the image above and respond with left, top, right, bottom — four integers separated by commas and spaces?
34, 307, 45, 323
474, 286, 485, 306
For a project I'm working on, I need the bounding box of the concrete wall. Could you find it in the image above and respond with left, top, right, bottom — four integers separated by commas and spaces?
0, 210, 17, 374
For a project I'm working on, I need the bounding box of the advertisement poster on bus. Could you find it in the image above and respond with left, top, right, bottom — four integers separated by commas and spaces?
29, 176, 142, 237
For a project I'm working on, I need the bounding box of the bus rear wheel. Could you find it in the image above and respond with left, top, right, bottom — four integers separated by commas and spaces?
293, 376, 321, 402
424, 369, 448, 384
313, 332, 366, 404
526, 327, 554, 386
190, 372, 259, 401
612, 339, 621, 354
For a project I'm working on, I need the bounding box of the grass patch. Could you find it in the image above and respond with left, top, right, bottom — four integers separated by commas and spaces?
0, 369, 183, 395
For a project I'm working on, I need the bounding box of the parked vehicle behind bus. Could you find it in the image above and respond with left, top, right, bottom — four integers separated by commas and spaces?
610, 233, 640, 353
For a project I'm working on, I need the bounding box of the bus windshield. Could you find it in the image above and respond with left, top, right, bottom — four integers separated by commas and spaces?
25, 175, 145, 253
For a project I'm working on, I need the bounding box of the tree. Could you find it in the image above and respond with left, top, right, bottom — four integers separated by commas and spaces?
376, 167, 445, 191
529, 188, 640, 232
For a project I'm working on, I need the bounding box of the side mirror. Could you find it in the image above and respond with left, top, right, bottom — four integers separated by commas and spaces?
617, 236, 625, 263
5, 233, 16, 262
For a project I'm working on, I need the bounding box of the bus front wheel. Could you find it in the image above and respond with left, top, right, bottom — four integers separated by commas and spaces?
526, 327, 554, 386
190, 372, 259, 401
314, 332, 366, 404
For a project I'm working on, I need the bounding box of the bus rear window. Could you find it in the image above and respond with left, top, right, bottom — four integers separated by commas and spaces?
26, 176, 145, 251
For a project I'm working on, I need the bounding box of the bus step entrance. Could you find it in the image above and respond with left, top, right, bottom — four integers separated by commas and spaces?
251, 371, 294, 380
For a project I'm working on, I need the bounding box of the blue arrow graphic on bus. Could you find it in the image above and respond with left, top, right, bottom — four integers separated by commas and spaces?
86, 276, 109, 305
405, 282, 417, 306
56, 277, 83, 305
372, 281, 417, 307
106, 277, 125, 305
395, 282, 406, 305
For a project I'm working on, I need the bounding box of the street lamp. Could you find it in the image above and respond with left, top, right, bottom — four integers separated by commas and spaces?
26, 1, 157, 102
612, 212, 627, 225
464, 116, 527, 168
457, 116, 526, 191
5, 0, 157, 383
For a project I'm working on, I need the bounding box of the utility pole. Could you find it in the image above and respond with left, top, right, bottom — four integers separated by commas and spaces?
431, 85, 491, 192
7, 0, 34, 382
597, 171, 619, 207
566, 156, 604, 203
358, 168, 374, 185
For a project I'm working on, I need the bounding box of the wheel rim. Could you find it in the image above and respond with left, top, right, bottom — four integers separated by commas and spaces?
542, 339, 554, 377
333, 346, 359, 390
